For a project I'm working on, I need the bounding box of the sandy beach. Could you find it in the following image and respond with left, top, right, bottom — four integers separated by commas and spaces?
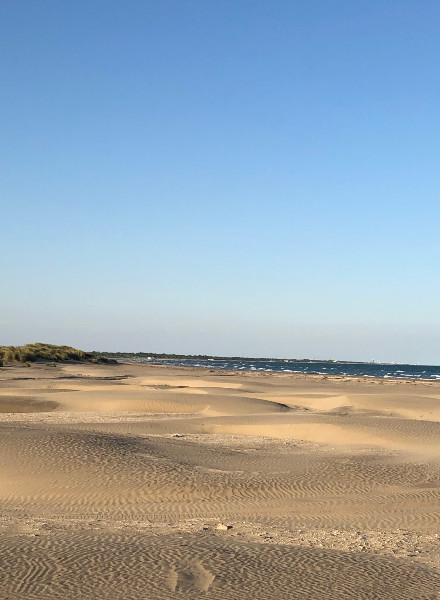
1, 361, 440, 599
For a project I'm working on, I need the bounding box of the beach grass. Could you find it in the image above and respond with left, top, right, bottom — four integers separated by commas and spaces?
0, 343, 109, 365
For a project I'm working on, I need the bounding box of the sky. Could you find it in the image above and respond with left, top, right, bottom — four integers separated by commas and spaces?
1, 0, 439, 364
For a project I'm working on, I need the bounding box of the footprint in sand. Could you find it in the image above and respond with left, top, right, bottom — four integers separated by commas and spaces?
165, 561, 216, 592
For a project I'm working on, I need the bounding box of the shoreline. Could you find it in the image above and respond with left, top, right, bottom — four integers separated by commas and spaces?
117, 360, 440, 386
116, 358, 440, 383
3, 358, 440, 385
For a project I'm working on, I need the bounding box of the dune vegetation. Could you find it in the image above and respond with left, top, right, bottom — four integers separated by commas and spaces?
0, 343, 111, 365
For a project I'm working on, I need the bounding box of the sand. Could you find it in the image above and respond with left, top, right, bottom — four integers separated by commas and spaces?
1, 361, 440, 599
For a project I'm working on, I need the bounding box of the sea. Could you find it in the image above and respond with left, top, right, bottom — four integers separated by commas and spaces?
127, 357, 440, 381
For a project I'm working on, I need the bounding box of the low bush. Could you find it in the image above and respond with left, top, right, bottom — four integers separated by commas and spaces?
0, 343, 96, 364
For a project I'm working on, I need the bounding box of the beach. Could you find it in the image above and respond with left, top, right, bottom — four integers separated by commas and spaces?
1, 360, 440, 599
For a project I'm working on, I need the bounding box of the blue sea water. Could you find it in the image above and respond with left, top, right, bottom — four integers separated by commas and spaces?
128, 358, 440, 381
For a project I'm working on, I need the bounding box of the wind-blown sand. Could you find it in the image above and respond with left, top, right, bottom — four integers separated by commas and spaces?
1, 361, 440, 599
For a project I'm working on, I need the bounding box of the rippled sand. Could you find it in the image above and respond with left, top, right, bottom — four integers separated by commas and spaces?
1, 361, 440, 599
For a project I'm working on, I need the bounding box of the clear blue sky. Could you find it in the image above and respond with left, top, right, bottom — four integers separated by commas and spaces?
1, 1, 439, 363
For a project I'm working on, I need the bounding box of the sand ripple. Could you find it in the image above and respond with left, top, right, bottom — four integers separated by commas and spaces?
1, 532, 439, 599
2, 362, 440, 598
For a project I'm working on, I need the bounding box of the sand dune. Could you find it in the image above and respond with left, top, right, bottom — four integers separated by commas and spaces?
1, 361, 440, 598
